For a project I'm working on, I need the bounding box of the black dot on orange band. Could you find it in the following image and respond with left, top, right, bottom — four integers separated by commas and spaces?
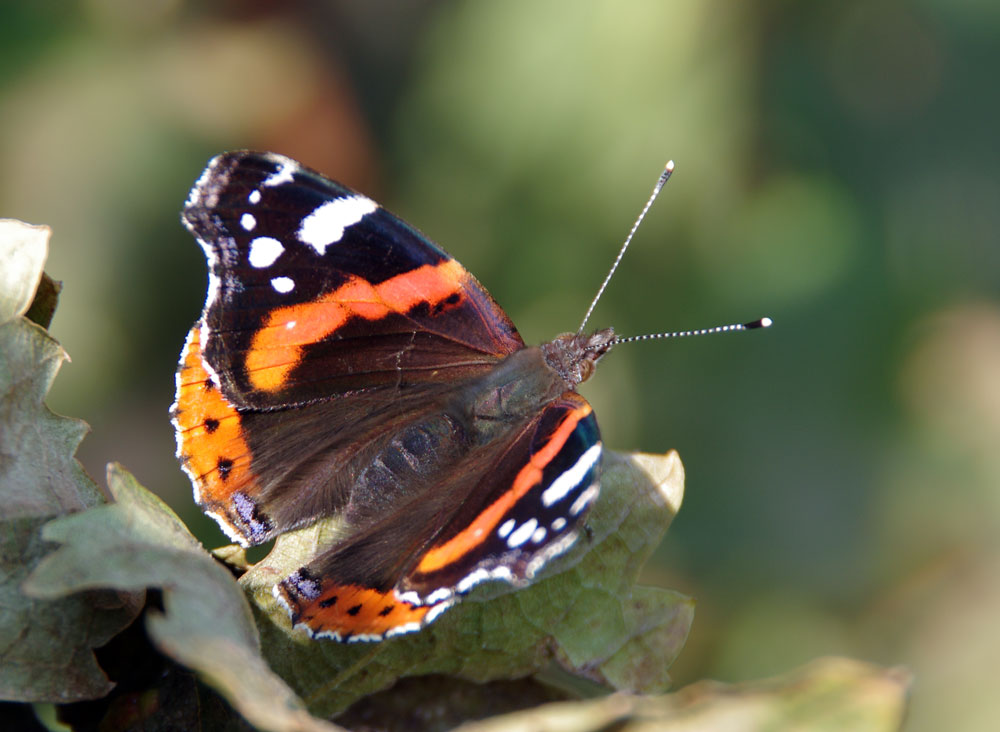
379, 604, 395, 617
319, 595, 338, 608
204, 418, 220, 433
347, 604, 362, 616
203, 378, 215, 391
431, 291, 463, 316
217, 458, 233, 479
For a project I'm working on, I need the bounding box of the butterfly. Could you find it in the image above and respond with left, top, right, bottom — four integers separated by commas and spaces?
171, 151, 767, 642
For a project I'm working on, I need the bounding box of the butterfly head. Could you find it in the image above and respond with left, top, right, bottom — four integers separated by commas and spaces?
541, 328, 616, 387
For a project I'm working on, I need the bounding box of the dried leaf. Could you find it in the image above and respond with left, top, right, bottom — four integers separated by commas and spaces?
0, 219, 49, 325
24, 464, 343, 732
0, 235, 133, 702
451, 657, 911, 732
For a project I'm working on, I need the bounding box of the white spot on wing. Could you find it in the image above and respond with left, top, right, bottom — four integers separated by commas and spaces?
507, 518, 538, 549
240, 213, 256, 231
551, 517, 566, 531
569, 484, 599, 516
384, 621, 423, 638
297, 195, 377, 255
425, 602, 453, 625
262, 155, 296, 187
456, 565, 515, 596
457, 568, 488, 593
248, 189, 262, 204
424, 587, 452, 605
248, 237, 284, 268
271, 276, 294, 293
498, 518, 516, 538
397, 590, 421, 605
525, 531, 580, 579
531, 526, 547, 544
347, 633, 383, 643
541, 443, 602, 507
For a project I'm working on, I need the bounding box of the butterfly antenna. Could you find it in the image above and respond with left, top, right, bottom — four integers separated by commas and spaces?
613, 317, 773, 346
577, 161, 675, 335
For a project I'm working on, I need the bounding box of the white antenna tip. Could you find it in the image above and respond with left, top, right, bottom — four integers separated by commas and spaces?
577, 160, 677, 334
745, 317, 773, 329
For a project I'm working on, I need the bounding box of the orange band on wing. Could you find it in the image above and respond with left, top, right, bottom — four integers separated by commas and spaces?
281, 582, 432, 639
245, 259, 467, 392
414, 402, 592, 575
173, 327, 257, 511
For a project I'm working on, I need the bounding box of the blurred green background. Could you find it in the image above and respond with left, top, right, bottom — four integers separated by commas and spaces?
3, 1, 997, 728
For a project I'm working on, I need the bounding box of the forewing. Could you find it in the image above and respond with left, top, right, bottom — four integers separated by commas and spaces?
182, 151, 524, 409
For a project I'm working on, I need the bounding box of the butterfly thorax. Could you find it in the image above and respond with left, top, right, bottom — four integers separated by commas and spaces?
455, 328, 612, 446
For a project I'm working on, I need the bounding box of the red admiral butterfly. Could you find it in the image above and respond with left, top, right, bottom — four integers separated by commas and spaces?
172, 151, 768, 642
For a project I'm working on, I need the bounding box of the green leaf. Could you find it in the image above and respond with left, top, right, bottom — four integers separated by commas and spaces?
0, 321, 101, 520
243, 449, 691, 718
24, 464, 344, 732
448, 657, 912, 732
0, 219, 49, 325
